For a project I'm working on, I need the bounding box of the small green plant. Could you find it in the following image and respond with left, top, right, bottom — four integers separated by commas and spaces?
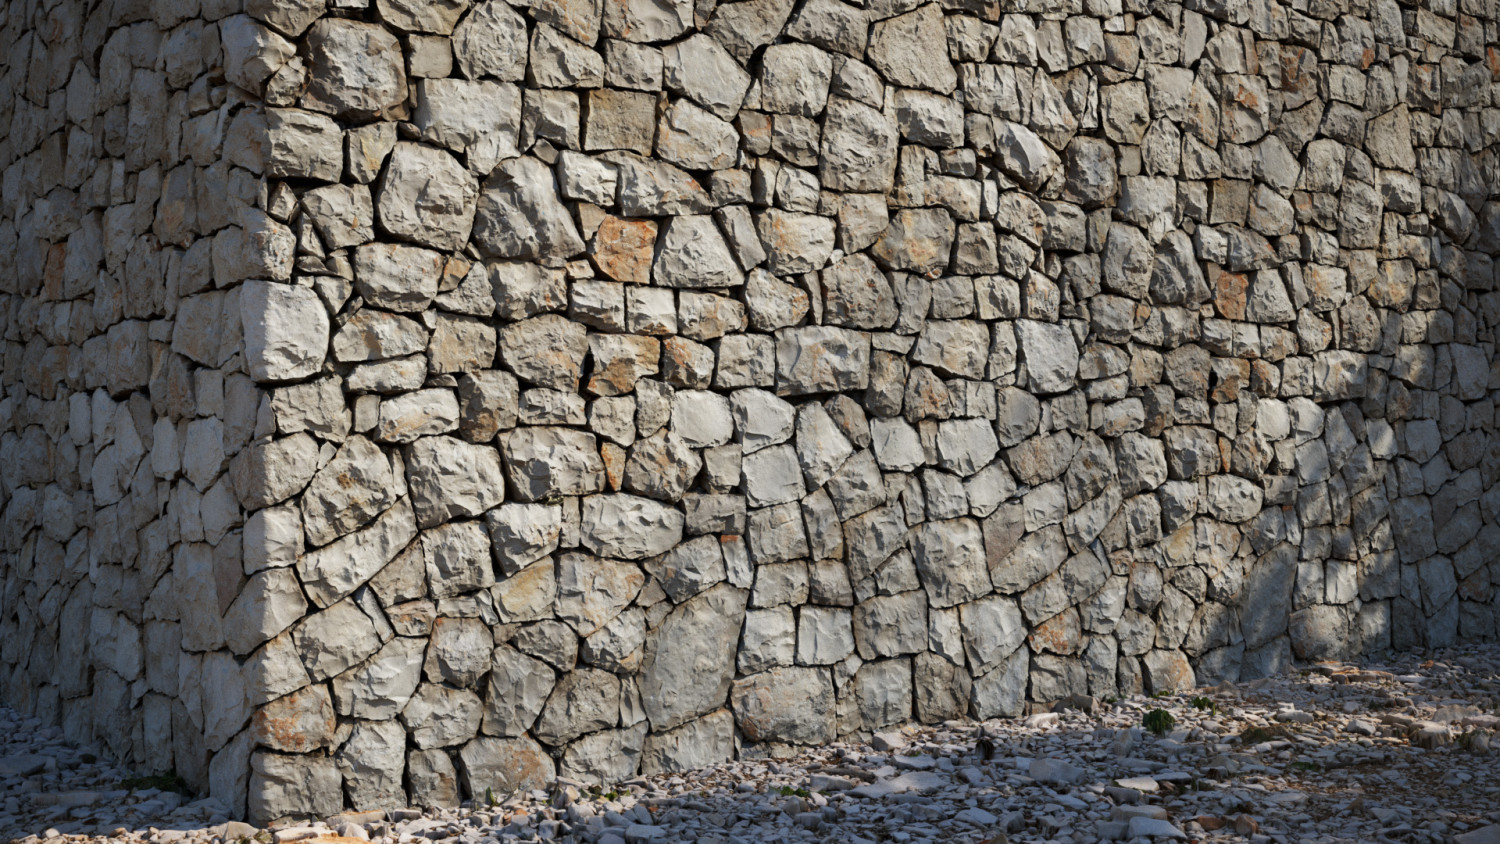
776, 786, 811, 798
1238, 726, 1285, 744
121, 770, 191, 795
1142, 709, 1176, 736
603, 791, 619, 801
485, 787, 496, 807
1191, 696, 1217, 713
1456, 729, 1491, 750
1289, 760, 1319, 772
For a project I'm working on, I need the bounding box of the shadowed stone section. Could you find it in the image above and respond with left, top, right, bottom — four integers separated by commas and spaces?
223, 569, 310, 656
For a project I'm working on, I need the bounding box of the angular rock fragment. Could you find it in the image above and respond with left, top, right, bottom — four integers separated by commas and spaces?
378, 0, 471, 33
413, 78, 521, 173
502, 426, 605, 501
499, 314, 590, 390
459, 736, 555, 797
820, 98, 898, 193
775, 326, 870, 395
732, 666, 836, 744
662, 34, 751, 120
555, 552, 646, 635
405, 436, 506, 527
579, 494, 685, 559
453, 0, 529, 81
653, 215, 745, 288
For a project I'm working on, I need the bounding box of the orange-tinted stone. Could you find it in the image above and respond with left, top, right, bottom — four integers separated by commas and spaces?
590, 215, 657, 284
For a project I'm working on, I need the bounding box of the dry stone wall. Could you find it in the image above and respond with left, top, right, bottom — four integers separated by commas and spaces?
3, 0, 1500, 826
0, 0, 290, 823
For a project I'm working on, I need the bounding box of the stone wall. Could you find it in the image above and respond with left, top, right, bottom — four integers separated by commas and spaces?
3, 0, 1500, 826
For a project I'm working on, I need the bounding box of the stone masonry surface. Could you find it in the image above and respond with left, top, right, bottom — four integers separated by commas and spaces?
1, 0, 1500, 826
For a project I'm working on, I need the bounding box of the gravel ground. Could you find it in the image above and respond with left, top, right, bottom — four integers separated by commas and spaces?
3, 645, 1498, 844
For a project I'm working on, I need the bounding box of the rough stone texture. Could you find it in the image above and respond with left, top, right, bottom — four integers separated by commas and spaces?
1, 0, 1498, 826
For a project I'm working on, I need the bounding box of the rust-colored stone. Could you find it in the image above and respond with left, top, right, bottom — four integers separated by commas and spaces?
1279, 46, 1318, 95
737, 111, 772, 154
602, 441, 626, 491
1209, 358, 1249, 404
1248, 359, 1277, 394
253, 685, 337, 753
442, 255, 471, 291
1459, 570, 1491, 603
589, 215, 657, 284
1028, 607, 1080, 656
41, 242, 66, 300
586, 335, 659, 397
1212, 265, 1248, 321
493, 560, 557, 622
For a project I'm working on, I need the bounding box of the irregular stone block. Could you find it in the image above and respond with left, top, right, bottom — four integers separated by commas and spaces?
731, 666, 835, 744
641, 584, 747, 730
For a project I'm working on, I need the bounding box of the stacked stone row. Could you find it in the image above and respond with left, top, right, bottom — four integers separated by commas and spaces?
2, 0, 1500, 827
